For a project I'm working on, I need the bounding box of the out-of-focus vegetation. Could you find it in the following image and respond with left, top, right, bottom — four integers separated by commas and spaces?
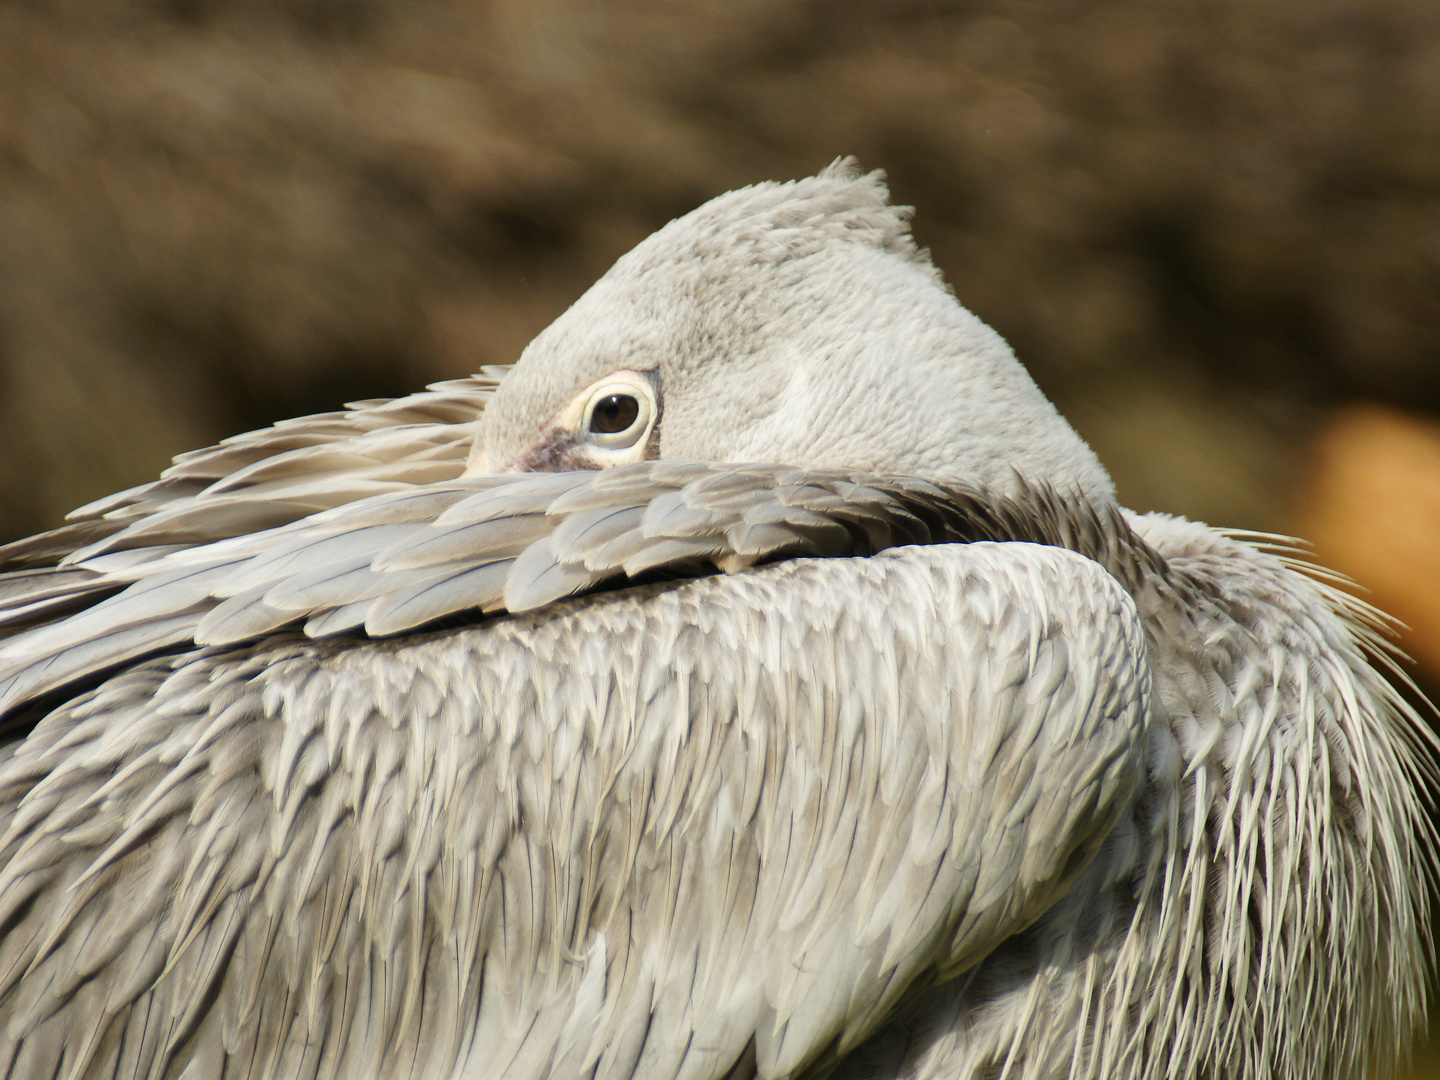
1, 0, 1439, 1069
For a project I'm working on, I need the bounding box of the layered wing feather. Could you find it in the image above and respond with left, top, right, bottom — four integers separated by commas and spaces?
0, 464, 1150, 722
0, 373, 503, 645
2, 372, 504, 572
0, 541, 1152, 1080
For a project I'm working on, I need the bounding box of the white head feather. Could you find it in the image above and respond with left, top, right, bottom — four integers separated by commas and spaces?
473, 160, 1114, 502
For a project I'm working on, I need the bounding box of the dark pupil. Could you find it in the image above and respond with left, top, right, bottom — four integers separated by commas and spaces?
590, 394, 640, 434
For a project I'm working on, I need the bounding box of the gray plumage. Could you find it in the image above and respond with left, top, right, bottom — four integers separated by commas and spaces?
0, 162, 1430, 1080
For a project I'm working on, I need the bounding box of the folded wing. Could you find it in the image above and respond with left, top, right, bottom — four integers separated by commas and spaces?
0, 461, 1147, 721
0, 541, 1151, 1080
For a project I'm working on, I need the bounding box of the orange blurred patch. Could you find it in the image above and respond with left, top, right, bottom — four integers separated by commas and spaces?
1296, 404, 1440, 678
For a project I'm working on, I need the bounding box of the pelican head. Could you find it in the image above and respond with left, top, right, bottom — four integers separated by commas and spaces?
470, 161, 1114, 501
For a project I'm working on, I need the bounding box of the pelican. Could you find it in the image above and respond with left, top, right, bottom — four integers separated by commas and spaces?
0, 162, 1430, 1080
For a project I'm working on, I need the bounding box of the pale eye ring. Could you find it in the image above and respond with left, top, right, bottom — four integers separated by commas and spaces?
581, 380, 654, 450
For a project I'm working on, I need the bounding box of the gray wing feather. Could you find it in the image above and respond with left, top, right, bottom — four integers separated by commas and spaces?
363, 562, 515, 635
0, 372, 504, 711
0, 373, 501, 577
0, 543, 1150, 1080
1, 464, 1152, 721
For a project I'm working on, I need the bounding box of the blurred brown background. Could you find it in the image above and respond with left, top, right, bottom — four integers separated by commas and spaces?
1, 0, 1439, 1069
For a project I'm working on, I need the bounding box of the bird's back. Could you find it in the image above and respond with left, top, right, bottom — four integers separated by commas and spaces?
832, 512, 1434, 1080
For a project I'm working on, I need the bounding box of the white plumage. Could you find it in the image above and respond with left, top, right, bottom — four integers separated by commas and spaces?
0, 161, 1429, 1080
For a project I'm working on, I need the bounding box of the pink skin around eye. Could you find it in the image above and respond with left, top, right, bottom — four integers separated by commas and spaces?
466, 372, 659, 476
467, 430, 590, 475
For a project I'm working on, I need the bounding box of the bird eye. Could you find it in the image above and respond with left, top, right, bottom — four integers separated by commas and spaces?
590, 394, 640, 435
579, 377, 655, 452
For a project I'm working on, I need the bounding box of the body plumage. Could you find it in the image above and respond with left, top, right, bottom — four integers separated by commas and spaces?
0, 164, 1429, 1080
